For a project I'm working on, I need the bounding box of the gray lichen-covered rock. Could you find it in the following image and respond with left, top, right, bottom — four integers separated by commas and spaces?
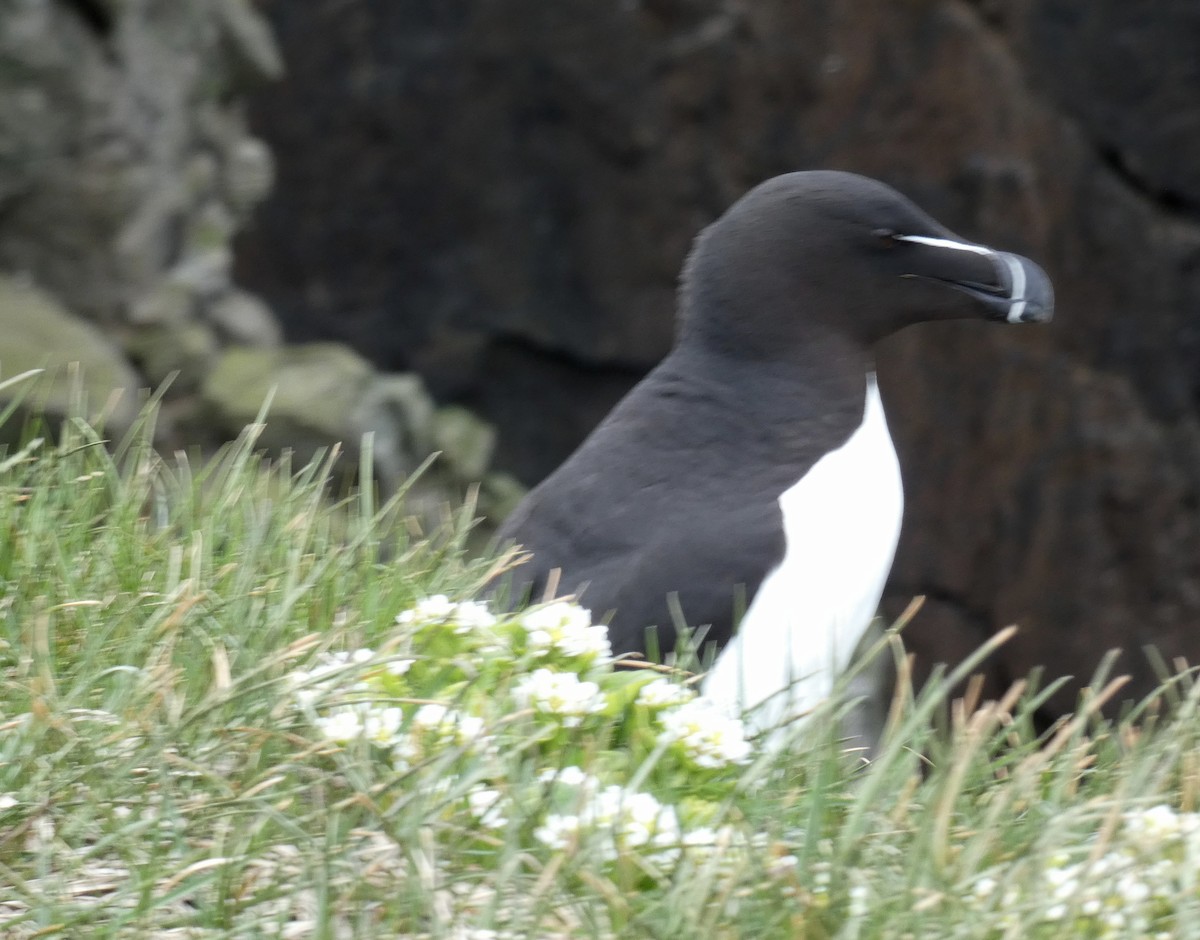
208, 289, 283, 348
200, 343, 439, 491
433, 406, 497, 484
127, 321, 220, 394
0, 275, 141, 432
196, 342, 523, 530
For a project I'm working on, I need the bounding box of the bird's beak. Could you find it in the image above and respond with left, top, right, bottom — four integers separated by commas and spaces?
895, 234, 1054, 324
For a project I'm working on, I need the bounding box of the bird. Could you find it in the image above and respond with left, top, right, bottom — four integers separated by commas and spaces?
496, 170, 1054, 741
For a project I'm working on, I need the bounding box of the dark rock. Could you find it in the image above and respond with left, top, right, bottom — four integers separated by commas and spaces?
237, 0, 1200, 717
1017, 0, 1200, 211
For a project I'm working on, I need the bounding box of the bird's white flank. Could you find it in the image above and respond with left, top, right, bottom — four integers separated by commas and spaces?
701, 373, 904, 735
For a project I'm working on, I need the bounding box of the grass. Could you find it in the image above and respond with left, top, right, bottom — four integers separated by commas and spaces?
2, 374, 1200, 938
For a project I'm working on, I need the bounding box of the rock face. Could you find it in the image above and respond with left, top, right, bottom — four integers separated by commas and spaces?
239, 0, 1200, 715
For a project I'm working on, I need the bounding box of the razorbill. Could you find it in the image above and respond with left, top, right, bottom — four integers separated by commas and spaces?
496, 170, 1054, 738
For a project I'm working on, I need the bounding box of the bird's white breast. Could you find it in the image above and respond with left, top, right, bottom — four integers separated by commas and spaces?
701, 373, 904, 735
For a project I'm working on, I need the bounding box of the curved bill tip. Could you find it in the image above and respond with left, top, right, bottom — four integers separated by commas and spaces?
999, 251, 1054, 324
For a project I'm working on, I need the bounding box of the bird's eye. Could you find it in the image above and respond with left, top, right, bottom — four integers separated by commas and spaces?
873, 228, 898, 247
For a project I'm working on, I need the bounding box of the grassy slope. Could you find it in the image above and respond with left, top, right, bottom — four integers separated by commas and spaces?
2, 385, 1200, 939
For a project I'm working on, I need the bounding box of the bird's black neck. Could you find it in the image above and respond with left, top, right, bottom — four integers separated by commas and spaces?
652, 338, 872, 469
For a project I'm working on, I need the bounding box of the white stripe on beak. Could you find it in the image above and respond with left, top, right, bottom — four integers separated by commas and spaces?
893, 234, 995, 256
1002, 254, 1027, 323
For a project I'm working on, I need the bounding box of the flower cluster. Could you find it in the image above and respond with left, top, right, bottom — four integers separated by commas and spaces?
519, 601, 612, 663
391, 703, 490, 770
535, 785, 682, 866
637, 677, 697, 709
289, 596, 760, 873
966, 803, 1200, 936
288, 648, 377, 705
466, 785, 508, 830
313, 704, 403, 746
512, 668, 607, 727
397, 594, 497, 632
659, 698, 753, 769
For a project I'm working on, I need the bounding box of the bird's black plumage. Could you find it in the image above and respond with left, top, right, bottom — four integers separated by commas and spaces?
497, 170, 1053, 668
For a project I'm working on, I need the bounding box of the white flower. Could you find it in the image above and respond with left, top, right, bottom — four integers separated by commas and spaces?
412, 704, 485, 744
1124, 804, 1199, 849
391, 735, 420, 770
376, 703, 489, 771
456, 714, 485, 741
677, 825, 749, 873
1047, 866, 1079, 902
681, 827, 722, 862
386, 658, 414, 676
637, 677, 696, 709
289, 648, 376, 703
453, 600, 498, 631
315, 708, 364, 741
520, 602, 611, 662
972, 876, 998, 899
397, 594, 457, 623
413, 703, 451, 730
314, 704, 402, 746
623, 797, 681, 866
534, 813, 581, 851
467, 787, 507, 829
535, 787, 682, 865
397, 595, 497, 633
1116, 872, 1151, 904
363, 707, 403, 746
290, 680, 323, 706
513, 668, 606, 727
659, 698, 752, 768
537, 765, 592, 789
585, 787, 679, 863
848, 882, 870, 919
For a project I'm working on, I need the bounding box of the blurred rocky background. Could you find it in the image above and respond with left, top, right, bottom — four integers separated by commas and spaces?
2, 0, 1199, 715
0, 0, 521, 533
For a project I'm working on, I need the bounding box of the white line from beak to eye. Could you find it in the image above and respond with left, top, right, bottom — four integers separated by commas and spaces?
1003, 254, 1027, 323
893, 234, 995, 256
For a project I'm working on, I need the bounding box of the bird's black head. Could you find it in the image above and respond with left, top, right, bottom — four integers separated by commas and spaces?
678, 170, 1054, 359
